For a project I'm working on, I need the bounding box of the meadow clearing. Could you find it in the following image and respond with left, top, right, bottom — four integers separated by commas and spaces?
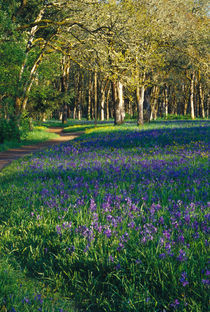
0, 120, 209, 312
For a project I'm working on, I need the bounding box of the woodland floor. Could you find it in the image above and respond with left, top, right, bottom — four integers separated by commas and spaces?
0, 127, 83, 171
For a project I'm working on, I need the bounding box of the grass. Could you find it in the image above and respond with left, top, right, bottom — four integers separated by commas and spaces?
40, 119, 115, 133
0, 119, 209, 311
0, 126, 59, 152
63, 123, 110, 133
0, 257, 77, 312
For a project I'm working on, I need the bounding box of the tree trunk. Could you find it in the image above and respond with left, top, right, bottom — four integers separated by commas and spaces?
171, 87, 177, 116
190, 72, 195, 119
19, 8, 45, 81
207, 95, 210, 118
62, 104, 68, 124
15, 97, 22, 116
77, 73, 82, 121
74, 73, 79, 120
94, 70, 98, 125
113, 81, 125, 125
15, 7, 47, 116
154, 107, 158, 120
136, 85, 144, 125
73, 107, 76, 119
67, 106, 71, 118
144, 88, 151, 122
100, 79, 109, 121
150, 86, 159, 121
101, 88, 105, 121
199, 82, 205, 118
164, 85, 169, 117
128, 98, 132, 117
61, 56, 70, 124
59, 112, 63, 121
174, 97, 177, 116
106, 83, 111, 120
183, 84, 188, 116
21, 51, 45, 112
87, 73, 92, 120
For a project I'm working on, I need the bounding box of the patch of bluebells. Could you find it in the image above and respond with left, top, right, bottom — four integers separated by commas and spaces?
2, 121, 209, 311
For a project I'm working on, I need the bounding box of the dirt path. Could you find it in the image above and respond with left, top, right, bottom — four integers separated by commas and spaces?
0, 128, 83, 171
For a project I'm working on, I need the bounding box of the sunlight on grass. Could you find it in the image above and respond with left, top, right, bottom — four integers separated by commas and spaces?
0, 127, 59, 152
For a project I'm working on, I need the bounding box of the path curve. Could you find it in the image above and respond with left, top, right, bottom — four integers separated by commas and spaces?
0, 128, 84, 171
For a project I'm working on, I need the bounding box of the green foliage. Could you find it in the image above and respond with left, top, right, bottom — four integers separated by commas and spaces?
15, 0, 46, 25
28, 53, 64, 118
0, 118, 20, 143
161, 114, 201, 121
28, 85, 60, 118
0, 112, 33, 144
124, 113, 133, 120
0, 10, 25, 97
19, 111, 33, 138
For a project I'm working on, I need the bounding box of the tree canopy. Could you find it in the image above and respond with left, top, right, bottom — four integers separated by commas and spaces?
0, 0, 209, 125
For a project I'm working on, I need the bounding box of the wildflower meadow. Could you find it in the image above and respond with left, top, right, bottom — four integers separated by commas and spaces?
0, 120, 209, 312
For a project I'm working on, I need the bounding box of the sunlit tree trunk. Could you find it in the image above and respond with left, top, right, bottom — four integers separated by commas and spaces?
136, 84, 144, 125
94, 70, 98, 125
164, 85, 169, 117
73, 107, 76, 119
190, 72, 195, 119
15, 7, 46, 115
113, 81, 125, 125
100, 79, 109, 121
183, 84, 189, 116
106, 83, 111, 120
150, 86, 159, 121
112, 81, 117, 119
136, 68, 145, 125
87, 73, 92, 120
100, 91, 105, 121
21, 51, 45, 112
77, 73, 82, 121
18, 8, 45, 81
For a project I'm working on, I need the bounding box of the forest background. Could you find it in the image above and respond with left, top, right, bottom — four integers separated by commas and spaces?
0, 0, 209, 141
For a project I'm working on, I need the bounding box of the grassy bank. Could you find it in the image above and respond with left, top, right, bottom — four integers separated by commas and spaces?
0, 126, 59, 152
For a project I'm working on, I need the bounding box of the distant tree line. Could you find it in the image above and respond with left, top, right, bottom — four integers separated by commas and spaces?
0, 0, 209, 128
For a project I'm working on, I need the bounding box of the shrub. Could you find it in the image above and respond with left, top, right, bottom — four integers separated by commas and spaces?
0, 118, 20, 143
19, 112, 33, 139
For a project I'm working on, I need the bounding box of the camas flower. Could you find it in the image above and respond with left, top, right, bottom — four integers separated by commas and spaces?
180, 271, 189, 287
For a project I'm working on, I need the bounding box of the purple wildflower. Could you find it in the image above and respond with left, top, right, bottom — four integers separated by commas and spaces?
104, 228, 112, 238
180, 272, 189, 287
202, 279, 210, 285
109, 255, 114, 262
